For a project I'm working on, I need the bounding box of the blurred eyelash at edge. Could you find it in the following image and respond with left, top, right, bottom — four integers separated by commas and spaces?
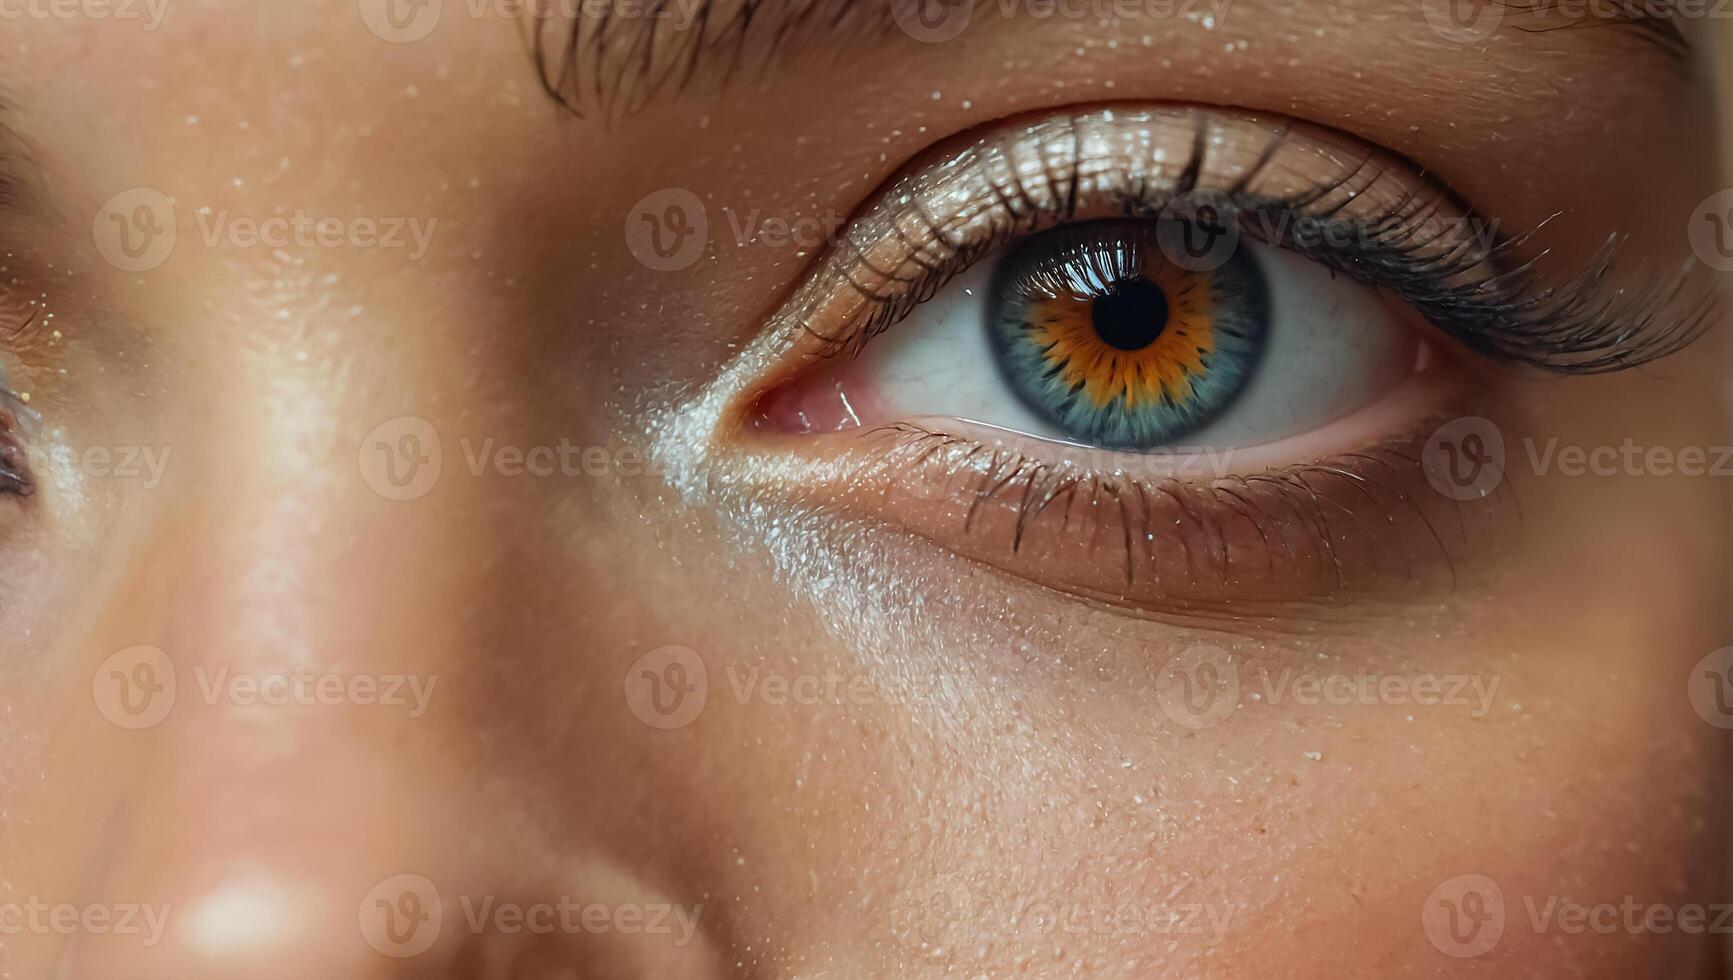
801, 108, 1718, 376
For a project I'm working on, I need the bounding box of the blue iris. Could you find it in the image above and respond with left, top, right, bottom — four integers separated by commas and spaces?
986, 220, 1270, 450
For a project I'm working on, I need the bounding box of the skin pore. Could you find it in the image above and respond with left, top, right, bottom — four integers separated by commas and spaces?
0, 1, 1727, 978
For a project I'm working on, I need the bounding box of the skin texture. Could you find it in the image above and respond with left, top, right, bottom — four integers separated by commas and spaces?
0, 1, 1727, 978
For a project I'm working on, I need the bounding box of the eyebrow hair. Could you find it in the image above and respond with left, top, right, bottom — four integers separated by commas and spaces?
1515, 0, 1689, 59
532, 0, 866, 117
0, 94, 37, 216
531, 0, 1692, 118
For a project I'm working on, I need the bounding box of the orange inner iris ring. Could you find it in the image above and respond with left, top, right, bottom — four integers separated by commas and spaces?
1024, 256, 1217, 410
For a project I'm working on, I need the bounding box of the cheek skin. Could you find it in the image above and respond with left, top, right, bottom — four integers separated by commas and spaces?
571, 462, 1724, 977
596, 327, 1728, 976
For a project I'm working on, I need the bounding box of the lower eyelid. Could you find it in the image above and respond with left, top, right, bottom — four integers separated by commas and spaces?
727, 425, 1514, 613
732, 355, 1517, 610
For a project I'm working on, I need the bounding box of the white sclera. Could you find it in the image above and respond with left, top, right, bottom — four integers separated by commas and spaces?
854, 239, 1417, 452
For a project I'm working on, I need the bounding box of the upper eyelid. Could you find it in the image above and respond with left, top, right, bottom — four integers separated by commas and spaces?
776, 107, 1442, 353
770, 104, 1716, 375
782, 108, 1345, 352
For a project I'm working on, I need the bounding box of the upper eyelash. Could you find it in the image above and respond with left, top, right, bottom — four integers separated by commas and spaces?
800, 110, 1719, 375
1234, 191, 1715, 374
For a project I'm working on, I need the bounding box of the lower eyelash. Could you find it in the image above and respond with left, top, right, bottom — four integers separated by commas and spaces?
0, 389, 35, 497
801, 107, 1717, 376
850, 418, 1518, 606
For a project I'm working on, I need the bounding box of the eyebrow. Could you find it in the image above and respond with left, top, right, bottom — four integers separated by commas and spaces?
533, 0, 866, 117
532, 0, 1692, 117
0, 95, 36, 216
1516, 0, 1688, 59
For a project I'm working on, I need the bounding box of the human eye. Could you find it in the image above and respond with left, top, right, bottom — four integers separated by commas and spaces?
704, 105, 1714, 611
813, 217, 1415, 457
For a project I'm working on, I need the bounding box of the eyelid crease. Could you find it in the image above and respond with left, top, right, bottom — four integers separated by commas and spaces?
764, 104, 1716, 381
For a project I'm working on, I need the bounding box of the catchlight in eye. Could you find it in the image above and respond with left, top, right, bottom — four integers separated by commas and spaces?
987, 219, 1267, 450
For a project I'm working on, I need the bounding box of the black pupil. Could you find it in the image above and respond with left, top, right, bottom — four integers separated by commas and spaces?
1090, 277, 1169, 352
